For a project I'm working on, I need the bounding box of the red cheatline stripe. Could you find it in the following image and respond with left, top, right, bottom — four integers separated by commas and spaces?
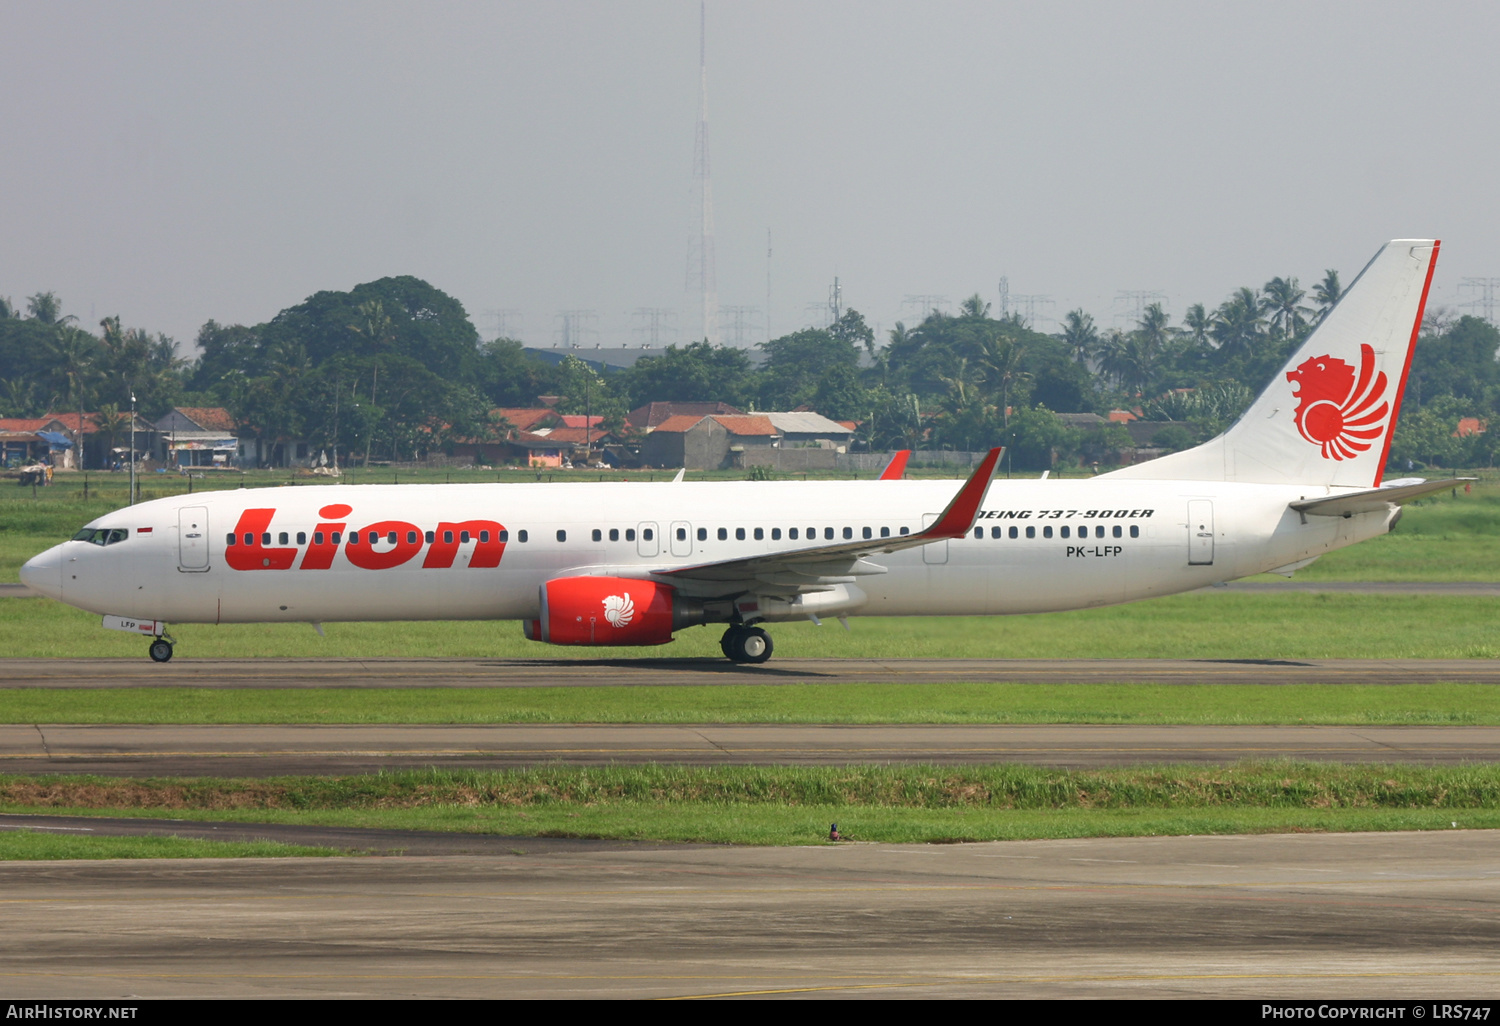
1376, 240, 1441, 486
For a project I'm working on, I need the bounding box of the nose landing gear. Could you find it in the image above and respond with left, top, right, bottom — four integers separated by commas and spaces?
720, 625, 773, 664
147, 633, 175, 663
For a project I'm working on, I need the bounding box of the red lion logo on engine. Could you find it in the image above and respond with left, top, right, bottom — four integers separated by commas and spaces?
1285, 343, 1390, 460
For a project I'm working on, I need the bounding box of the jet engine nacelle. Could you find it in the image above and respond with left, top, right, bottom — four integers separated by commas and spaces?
525, 575, 706, 646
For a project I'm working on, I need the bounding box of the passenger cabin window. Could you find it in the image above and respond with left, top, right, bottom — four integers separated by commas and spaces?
443, 531, 454, 544
842, 527, 852, 539
331, 532, 341, 544
278, 532, 289, 545
899, 527, 910, 536
642, 528, 653, 540
717, 528, 727, 541
261, 533, 271, 545
880, 527, 890, 538
425, 531, 435, 543
1061, 527, 1070, 539
518, 530, 529, 542
697, 527, 707, 541
1009, 526, 1018, 539
1043, 526, 1053, 538
1026, 526, 1036, 539
676, 527, 687, 541
772, 528, 782, 540
407, 531, 418, 544
609, 528, 619, 541
754, 527, 764, 540
556, 530, 567, 542
1129, 525, 1139, 538
824, 527, 834, 540
862, 527, 872, 539
460, 531, 471, 543
297, 532, 307, 545
593, 529, 603, 542
1112, 525, 1122, 538
991, 527, 1002, 539
789, 528, 799, 540
625, 528, 635, 541
736, 527, 745, 541
499, 530, 509, 542
1096, 525, 1106, 538
973, 527, 982, 539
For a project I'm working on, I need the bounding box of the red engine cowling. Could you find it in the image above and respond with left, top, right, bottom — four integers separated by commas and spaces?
529, 576, 680, 646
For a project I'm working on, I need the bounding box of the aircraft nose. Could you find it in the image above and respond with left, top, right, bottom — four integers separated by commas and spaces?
19, 547, 63, 601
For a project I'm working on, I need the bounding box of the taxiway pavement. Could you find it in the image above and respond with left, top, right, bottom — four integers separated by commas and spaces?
5, 723, 1500, 774
2, 829, 1497, 999
8, 655, 1500, 687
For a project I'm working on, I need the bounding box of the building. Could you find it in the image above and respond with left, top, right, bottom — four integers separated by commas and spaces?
154, 408, 241, 468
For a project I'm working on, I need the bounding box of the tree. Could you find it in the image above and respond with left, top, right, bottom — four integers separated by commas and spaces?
1061, 310, 1099, 365
618, 341, 755, 408
1312, 269, 1343, 323
1263, 276, 1311, 341
26, 292, 70, 326
759, 322, 861, 410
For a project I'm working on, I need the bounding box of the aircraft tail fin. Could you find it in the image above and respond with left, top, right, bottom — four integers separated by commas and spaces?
1101, 239, 1439, 487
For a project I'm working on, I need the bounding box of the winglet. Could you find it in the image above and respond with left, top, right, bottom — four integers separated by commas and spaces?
924, 447, 1003, 538
878, 450, 911, 480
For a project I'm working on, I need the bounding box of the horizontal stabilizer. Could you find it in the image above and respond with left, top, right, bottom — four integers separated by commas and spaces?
1290, 478, 1474, 517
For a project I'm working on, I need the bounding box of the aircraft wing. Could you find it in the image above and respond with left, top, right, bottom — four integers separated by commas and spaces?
1290, 477, 1475, 518
654, 448, 1002, 587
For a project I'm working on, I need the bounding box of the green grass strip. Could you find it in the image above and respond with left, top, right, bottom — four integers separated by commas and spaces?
2, 763, 1496, 847
0, 829, 339, 860
4, 682, 1500, 724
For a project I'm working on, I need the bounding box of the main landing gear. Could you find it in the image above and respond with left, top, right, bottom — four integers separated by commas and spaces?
720, 625, 773, 665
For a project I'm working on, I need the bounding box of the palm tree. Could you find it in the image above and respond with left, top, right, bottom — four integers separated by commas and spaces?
1263, 277, 1311, 341
1182, 303, 1211, 347
1210, 288, 1266, 360
959, 294, 991, 320
1060, 310, 1099, 365
26, 292, 70, 325
1312, 270, 1342, 324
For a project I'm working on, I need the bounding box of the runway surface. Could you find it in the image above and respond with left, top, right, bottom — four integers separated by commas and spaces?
5, 723, 1500, 774
9, 655, 1500, 687
3, 829, 1498, 998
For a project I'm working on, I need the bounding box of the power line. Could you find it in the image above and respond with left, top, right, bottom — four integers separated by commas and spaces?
1458, 278, 1500, 323
630, 308, 677, 347
553, 310, 599, 348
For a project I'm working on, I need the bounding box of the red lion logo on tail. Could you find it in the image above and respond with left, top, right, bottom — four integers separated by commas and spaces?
1285, 343, 1389, 460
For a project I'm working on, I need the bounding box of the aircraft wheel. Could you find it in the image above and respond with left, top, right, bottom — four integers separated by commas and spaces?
722, 626, 773, 664
148, 639, 174, 663
739, 627, 773, 663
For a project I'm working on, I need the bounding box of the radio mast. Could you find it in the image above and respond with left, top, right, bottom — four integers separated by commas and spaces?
685, 2, 720, 345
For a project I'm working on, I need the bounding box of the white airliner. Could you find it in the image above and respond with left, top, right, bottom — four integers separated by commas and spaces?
21, 240, 1463, 665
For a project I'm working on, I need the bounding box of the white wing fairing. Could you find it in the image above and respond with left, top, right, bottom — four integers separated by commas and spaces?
19, 239, 1454, 664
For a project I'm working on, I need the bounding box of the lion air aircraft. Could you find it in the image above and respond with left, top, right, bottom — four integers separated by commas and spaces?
21, 240, 1463, 665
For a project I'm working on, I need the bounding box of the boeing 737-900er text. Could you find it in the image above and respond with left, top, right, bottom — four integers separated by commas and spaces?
21, 240, 1466, 664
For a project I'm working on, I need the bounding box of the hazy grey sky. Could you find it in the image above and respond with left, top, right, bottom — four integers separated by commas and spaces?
4, 0, 1498, 351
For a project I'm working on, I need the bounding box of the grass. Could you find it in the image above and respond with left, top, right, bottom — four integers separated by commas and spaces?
4, 591, 1500, 660
0, 764, 1495, 847
0, 829, 338, 859
5, 681, 1500, 725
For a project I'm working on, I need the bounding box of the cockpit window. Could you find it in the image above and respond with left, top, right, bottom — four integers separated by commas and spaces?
72, 528, 128, 546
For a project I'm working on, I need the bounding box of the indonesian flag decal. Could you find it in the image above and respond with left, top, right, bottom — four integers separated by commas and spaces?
1286, 343, 1390, 461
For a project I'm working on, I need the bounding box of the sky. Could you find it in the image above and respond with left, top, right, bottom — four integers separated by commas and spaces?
3, 0, 1499, 354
